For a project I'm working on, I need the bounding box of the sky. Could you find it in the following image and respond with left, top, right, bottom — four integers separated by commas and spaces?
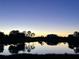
0, 0, 79, 36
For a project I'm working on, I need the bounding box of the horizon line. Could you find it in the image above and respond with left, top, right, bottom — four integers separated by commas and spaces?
0, 30, 76, 37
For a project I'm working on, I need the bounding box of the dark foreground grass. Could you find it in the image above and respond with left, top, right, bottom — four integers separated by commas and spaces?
0, 54, 79, 59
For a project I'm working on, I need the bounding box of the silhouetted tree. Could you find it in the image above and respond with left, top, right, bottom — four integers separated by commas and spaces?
3, 35, 9, 45
26, 31, 35, 37
9, 30, 26, 44
31, 33, 35, 37
26, 31, 31, 37
73, 31, 79, 37
46, 34, 59, 43
0, 32, 5, 44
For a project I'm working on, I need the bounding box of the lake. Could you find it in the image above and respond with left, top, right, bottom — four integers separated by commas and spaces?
0, 42, 78, 55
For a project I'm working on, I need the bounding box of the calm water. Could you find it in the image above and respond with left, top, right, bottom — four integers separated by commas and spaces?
0, 42, 78, 55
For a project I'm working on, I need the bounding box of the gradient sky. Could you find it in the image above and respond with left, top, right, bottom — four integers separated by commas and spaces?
0, 0, 79, 36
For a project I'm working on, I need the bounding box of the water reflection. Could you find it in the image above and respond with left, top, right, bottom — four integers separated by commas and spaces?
26, 43, 35, 52
45, 41, 58, 46
38, 41, 44, 45
0, 44, 4, 53
9, 43, 25, 54
68, 41, 79, 54
0, 41, 79, 55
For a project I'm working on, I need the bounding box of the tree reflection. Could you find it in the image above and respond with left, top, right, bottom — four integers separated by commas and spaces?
74, 47, 79, 53
9, 43, 25, 54
45, 41, 58, 46
68, 42, 79, 53
8, 42, 35, 54
26, 43, 35, 52
38, 41, 44, 45
0, 44, 4, 52
9, 45, 18, 54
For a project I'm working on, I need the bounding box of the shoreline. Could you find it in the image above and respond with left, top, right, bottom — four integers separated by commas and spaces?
0, 54, 79, 56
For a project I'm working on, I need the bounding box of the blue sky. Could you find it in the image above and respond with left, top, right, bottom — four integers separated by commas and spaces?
0, 0, 79, 36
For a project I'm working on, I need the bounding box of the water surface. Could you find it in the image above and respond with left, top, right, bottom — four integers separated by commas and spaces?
0, 42, 77, 55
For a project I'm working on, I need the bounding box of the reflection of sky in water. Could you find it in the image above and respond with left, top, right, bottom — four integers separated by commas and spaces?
0, 45, 11, 55
23, 42, 75, 54
0, 42, 76, 55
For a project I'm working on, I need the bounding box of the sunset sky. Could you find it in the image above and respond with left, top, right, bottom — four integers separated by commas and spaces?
0, 0, 79, 36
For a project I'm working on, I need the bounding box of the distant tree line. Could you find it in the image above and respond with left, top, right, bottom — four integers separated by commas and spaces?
0, 30, 79, 45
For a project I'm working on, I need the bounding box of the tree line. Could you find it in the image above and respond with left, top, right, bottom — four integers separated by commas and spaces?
0, 30, 79, 45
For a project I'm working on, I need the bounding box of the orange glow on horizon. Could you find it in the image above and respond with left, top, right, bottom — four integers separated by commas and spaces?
35, 32, 71, 37
1, 30, 72, 37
